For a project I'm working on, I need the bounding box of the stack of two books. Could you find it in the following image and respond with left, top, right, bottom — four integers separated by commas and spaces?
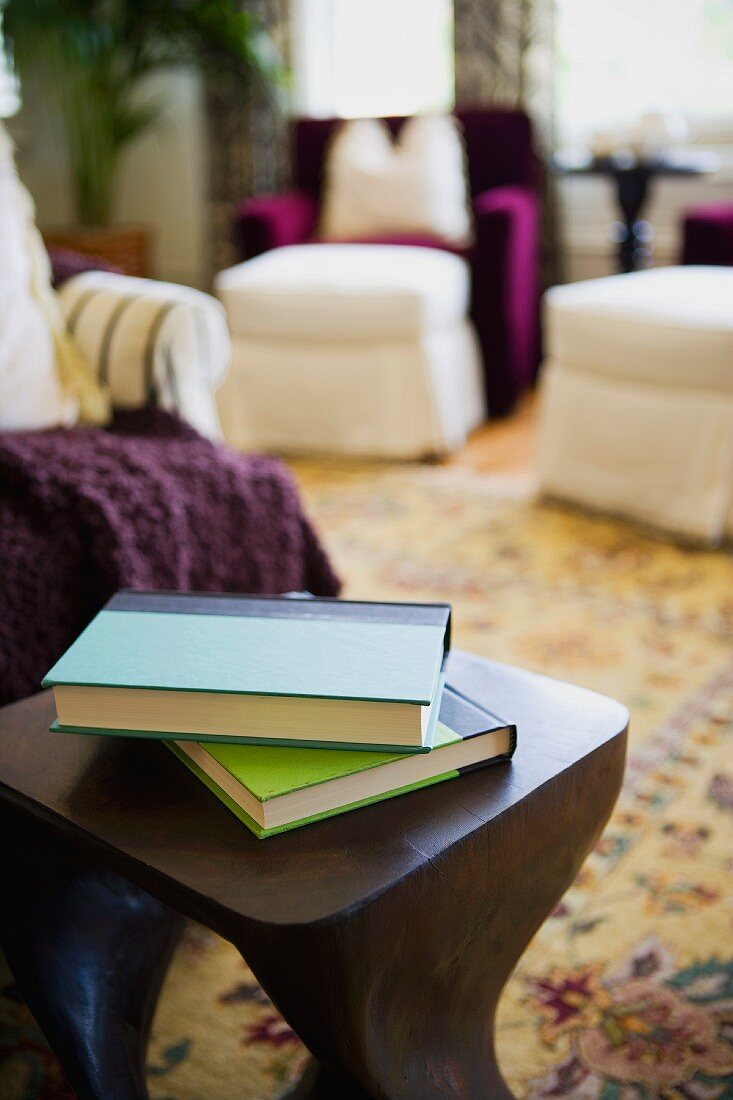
44, 591, 516, 838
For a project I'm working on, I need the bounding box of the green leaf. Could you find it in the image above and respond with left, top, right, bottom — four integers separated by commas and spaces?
2, 0, 286, 222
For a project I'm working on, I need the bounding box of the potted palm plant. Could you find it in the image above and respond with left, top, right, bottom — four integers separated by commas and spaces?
3, 0, 283, 272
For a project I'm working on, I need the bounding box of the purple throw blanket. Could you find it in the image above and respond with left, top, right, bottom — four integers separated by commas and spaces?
0, 409, 340, 706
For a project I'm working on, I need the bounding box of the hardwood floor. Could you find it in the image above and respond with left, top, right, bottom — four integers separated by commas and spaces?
448, 392, 537, 477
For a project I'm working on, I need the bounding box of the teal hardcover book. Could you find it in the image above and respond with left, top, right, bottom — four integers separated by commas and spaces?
168, 685, 517, 838
44, 591, 451, 751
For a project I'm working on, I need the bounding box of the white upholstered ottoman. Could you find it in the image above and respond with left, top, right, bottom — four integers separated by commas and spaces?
214, 244, 486, 458
538, 267, 733, 541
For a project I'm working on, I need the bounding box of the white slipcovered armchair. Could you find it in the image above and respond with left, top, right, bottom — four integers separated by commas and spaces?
57, 271, 231, 440
538, 266, 733, 542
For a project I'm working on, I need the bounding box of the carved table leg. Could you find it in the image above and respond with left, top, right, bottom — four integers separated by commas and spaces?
280, 1059, 366, 1099
238, 744, 624, 1100
0, 824, 184, 1100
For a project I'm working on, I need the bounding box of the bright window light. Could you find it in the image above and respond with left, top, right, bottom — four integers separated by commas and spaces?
557, 0, 733, 143
294, 0, 454, 118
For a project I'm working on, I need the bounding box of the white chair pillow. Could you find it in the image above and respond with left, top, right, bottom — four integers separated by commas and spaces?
319, 115, 473, 246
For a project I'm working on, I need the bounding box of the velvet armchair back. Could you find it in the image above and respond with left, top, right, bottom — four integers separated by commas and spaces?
293, 108, 538, 201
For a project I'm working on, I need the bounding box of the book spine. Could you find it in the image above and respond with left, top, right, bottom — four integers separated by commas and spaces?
456, 726, 517, 773
51, 722, 431, 754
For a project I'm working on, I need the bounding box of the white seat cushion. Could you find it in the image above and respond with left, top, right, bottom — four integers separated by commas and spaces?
546, 266, 733, 393
215, 244, 471, 342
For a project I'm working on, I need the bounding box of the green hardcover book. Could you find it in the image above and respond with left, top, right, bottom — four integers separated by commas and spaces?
168, 686, 517, 838
44, 591, 451, 752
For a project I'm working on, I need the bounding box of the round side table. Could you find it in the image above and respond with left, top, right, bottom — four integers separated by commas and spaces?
553, 150, 719, 272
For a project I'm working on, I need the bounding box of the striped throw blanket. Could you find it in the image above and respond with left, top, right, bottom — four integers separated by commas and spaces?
0, 409, 340, 706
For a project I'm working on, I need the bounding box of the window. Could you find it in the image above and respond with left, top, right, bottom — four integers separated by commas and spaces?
557, 0, 733, 143
293, 0, 454, 118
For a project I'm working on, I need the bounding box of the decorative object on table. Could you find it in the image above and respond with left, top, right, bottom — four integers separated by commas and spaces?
46, 591, 451, 753
3, 0, 284, 234
588, 127, 626, 161
553, 147, 719, 272
215, 243, 486, 458
538, 265, 733, 542
320, 115, 473, 246
234, 109, 543, 417
43, 587, 516, 837
589, 111, 689, 164
629, 110, 688, 160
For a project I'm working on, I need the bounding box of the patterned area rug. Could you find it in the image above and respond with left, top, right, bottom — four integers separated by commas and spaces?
1, 460, 732, 1099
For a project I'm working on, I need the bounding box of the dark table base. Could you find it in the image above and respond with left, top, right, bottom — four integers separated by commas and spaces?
615, 169, 654, 272
1, 755, 618, 1100
0, 823, 183, 1100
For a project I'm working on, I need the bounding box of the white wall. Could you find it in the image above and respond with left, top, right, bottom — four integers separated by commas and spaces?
11, 68, 208, 289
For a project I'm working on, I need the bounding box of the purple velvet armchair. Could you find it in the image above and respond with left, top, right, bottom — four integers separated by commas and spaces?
682, 205, 733, 266
234, 109, 543, 417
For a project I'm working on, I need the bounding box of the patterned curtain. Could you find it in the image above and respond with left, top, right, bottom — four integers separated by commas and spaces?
204, 0, 292, 275
453, 0, 561, 283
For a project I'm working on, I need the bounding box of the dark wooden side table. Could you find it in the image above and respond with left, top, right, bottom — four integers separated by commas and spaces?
0, 652, 628, 1100
553, 150, 719, 272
